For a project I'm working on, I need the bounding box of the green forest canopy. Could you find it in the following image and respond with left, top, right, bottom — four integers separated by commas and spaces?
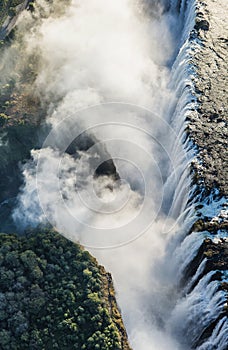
0, 229, 123, 350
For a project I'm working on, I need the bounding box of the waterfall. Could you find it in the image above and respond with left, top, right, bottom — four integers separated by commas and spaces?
197, 317, 228, 350
165, 0, 228, 348
168, 272, 227, 347
10, 0, 227, 349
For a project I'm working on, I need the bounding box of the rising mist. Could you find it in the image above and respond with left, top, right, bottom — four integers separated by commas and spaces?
8, 1, 195, 349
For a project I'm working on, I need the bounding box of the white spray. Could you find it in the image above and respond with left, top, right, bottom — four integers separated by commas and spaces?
9, 1, 226, 349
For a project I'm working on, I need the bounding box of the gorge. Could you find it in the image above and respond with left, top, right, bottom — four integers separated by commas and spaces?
0, 0, 227, 349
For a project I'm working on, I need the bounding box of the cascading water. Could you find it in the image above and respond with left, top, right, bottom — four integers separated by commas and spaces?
8, 0, 227, 349
163, 1, 228, 349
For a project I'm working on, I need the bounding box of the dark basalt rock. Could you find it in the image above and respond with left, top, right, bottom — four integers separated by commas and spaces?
194, 19, 209, 31
195, 314, 227, 348
181, 237, 228, 297
95, 159, 120, 180
191, 219, 228, 234
66, 133, 120, 180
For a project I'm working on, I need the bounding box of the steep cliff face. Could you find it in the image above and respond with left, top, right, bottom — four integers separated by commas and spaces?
188, 0, 228, 195
0, 0, 227, 348
189, 0, 228, 274
181, 0, 228, 346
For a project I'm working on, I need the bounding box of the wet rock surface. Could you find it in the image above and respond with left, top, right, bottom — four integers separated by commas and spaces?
184, 238, 228, 281
184, 0, 228, 345
188, 0, 228, 196
182, 236, 228, 346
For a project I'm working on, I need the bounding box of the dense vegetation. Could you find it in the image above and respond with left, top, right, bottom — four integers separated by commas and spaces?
0, 229, 124, 349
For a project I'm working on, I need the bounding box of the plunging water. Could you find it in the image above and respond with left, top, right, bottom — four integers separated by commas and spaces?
11, 0, 227, 349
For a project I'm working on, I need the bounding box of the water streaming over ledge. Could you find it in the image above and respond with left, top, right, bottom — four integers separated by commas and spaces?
9, 0, 227, 349
164, 1, 228, 349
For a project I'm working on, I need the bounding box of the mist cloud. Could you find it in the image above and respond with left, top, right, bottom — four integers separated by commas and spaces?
9, 1, 192, 349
